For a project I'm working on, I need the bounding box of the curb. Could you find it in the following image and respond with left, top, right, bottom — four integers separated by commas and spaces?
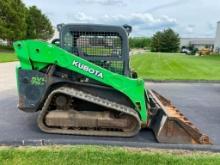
1, 139, 220, 152
144, 79, 220, 83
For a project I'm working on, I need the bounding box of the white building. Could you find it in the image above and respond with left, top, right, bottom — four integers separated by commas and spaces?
48, 27, 59, 42
214, 21, 220, 52
180, 38, 215, 50
180, 21, 220, 52
0, 39, 8, 46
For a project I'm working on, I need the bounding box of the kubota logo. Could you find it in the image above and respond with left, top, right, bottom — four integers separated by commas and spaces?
72, 60, 103, 79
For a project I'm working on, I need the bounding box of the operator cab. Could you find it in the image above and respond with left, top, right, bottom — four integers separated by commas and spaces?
52, 24, 132, 76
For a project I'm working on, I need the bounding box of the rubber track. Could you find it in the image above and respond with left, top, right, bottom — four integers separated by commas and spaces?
37, 87, 141, 137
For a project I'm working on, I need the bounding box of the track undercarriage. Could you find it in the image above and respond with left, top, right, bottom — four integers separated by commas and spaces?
38, 87, 141, 137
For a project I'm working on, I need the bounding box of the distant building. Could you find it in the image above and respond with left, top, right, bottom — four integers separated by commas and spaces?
180, 38, 215, 50
0, 39, 8, 46
48, 27, 59, 42
180, 21, 220, 52
214, 21, 220, 52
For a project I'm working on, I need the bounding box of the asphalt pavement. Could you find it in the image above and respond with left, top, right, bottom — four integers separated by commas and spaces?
1, 62, 220, 151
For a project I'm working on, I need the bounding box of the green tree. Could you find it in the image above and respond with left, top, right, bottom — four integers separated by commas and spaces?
0, 0, 27, 45
151, 28, 180, 52
129, 37, 151, 49
26, 6, 54, 40
150, 31, 162, 52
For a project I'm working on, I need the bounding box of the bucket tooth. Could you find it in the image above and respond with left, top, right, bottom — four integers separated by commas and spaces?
148, 90, 212, 144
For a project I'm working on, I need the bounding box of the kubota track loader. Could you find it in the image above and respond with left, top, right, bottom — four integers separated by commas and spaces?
13, 24, 211, 144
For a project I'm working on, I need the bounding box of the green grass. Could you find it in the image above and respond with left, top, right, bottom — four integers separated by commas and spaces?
1, 50, 220, 80
0, 52, 17, 63
0, 145, 220, 165
131, 52, 220, 80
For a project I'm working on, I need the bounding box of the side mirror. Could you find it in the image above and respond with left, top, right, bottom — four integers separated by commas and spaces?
123, 24, 132, 36
51, 38, 60, 47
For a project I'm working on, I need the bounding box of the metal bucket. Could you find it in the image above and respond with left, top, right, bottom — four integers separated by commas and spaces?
148, 90, 212, 144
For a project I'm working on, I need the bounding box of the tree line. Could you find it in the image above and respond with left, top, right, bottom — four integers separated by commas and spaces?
129, 37, 151, 49
0, 0, 54, 46
129, 28, 180, 52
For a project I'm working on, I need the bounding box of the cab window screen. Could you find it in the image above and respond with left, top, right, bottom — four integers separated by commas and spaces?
64, 31, 122, 57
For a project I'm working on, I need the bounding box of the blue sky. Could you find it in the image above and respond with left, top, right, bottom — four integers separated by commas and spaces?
23, 0, 220, 37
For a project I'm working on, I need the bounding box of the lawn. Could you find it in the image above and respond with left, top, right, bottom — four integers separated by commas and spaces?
1, 51, 220, 81
131, 52, 220, 80
0, 145, 220, 165
0, 52, 17, 63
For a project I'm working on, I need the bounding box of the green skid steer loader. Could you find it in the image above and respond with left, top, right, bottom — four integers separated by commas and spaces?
13, 24, 211, 144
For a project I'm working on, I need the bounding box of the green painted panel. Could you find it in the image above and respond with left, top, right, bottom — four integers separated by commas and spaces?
13, 40, 148, 123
